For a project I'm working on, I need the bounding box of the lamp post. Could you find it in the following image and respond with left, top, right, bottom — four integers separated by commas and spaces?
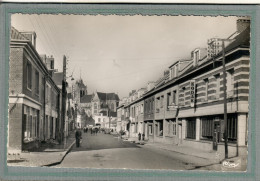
211, 38, 234, 159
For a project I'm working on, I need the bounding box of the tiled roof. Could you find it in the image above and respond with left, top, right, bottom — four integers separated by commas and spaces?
52, 72, 64, 86
80, 94, 93, 103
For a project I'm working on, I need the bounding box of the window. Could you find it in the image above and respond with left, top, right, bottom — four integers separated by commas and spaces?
173, 90, 177, 105
24, 106, 36, 140
50, 117, 53, 138
173, 121, 177, 136
35, 71, 39, 95
227, 114, 237, 141
156, 97, 160, 111
159, 120, 163, 136
94, 103, 97, 109
214, 74, 220, 99
226, 69, 235, 97
161, 96, 164, 108
50, 60, 54, 69
141, 104, 143, 113
167, 92, 171, 109
204, 78, 209, 101
27, 62, 32, 90
45, 86, 49, 104
201, 117, 214, 140
149, 125, 153, 135
186, 118, 196, 139
98, 118, 101, 122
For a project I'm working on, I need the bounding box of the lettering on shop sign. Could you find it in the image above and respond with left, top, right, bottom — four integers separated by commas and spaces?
190, 80, 196, 107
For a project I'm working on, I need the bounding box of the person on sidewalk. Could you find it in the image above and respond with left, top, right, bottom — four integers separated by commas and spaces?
75, 128, 82, 147
138, 133, 141, 141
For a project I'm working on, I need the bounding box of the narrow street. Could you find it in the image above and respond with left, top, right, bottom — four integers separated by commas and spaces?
54, 131, 211, 170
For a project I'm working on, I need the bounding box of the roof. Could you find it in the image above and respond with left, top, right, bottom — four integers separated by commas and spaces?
100, 110, 108, 116
11, 27, 28, 41
224, 26, 250, 53
80, 94, 93, 103
76, 79, 87, 89
97, 92, 119, 101
52, 72, 64, 86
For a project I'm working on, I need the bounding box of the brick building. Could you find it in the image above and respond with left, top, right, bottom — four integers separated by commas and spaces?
122, 18, 250, 157
9, 27, 61, 152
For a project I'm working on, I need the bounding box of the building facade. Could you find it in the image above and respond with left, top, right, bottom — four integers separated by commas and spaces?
123, 18, 250, 157
9, 27, 61, 152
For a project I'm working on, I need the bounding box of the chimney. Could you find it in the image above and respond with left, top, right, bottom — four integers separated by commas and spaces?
20, 31, 37, 49
237, 17, 250, 33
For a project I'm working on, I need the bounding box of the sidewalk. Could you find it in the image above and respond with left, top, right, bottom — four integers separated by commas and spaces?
7, 132, 76, 167
142, 141, 247, 171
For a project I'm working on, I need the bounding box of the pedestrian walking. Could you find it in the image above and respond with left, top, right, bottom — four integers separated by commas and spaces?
75, 128, 82, 147
138, 132, 141, 141
90, 128, 93, 135
142, 133, 145, 141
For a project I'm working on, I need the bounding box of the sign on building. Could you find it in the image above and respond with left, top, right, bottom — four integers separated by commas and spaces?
190, 80, 196, 107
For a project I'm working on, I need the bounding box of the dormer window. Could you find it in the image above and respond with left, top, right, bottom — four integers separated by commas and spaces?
170, 63, 178, 79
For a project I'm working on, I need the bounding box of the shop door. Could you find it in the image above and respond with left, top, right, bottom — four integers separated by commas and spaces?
213, 122, 220, 150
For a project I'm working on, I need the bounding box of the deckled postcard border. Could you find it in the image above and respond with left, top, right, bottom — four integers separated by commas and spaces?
0, 3, 259, 181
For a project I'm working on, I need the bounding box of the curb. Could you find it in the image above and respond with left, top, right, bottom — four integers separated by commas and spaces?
42, 140, 75, 167
144, 143, 218, 162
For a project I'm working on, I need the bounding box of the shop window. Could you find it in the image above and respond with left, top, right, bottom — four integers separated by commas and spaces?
186, 119, 196, 139
201, 117, 214, 140
227, 114, 237, 141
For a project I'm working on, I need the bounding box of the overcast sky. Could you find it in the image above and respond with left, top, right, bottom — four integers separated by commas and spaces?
11, 14, 238, 98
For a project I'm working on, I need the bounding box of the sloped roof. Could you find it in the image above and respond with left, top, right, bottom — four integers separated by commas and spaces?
224, 26, 250, 53
52, 72, 63, 86
76, 79, 87, 89
80, 94, 93, 103
97, 92, 119, 101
